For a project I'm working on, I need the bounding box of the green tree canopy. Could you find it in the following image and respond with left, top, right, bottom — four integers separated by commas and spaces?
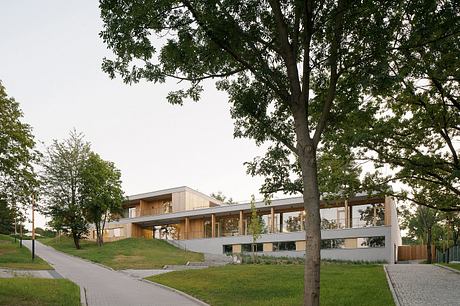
80, 152, 124, 246
41, 130, 91, 249
0, 81, 38, 234
342, 1, 460, 212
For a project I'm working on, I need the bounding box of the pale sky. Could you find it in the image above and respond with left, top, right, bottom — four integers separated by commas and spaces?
0, 1, 268, 228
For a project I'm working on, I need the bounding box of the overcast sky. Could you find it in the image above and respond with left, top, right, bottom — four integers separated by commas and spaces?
1, 1, 271, 228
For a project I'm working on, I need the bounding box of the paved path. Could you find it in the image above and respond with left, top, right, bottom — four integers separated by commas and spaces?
0, 268, 62, 279
386, 264, 460, 306
23, 240, 203, 306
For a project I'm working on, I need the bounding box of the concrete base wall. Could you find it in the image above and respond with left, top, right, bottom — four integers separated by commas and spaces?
174, 226, 393, 263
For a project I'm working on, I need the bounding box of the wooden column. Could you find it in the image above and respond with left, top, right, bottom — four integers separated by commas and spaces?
301, 210, 305, 231
384, 197, 391, 225
344, 200, 349, 228
239, 210, 244, 235
270, 207, 275, 233
211, 214, 216, 238
373, 204, 377, 226
185, 217, 190, 240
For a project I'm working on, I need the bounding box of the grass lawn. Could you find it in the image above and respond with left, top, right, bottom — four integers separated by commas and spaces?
0, 278, 80, 306
0, 234, 52, 270
440, 263, 460, 271
42, 237, 204, 270
148, 263, 394, 306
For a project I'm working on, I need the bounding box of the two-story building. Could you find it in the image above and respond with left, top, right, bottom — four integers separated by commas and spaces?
93, 186, 402, 263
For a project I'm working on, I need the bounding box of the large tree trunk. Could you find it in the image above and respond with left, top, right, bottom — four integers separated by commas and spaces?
427, 227, 432, 264
300, 147, 321, 306
293, 106, 321, 306
72, 232, 81, 249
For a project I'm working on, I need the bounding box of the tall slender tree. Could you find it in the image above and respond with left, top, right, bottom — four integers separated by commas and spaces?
41, 131, 91, 249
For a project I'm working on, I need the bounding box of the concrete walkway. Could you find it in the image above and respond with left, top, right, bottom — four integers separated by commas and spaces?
23, 240, 203, 306
0, 268, 62, 279
386, 264, 460, 306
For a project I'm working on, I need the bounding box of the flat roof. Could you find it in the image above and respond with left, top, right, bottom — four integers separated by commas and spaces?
126, 186, 223, 205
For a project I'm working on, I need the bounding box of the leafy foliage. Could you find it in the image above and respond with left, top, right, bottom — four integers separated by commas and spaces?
80, 152, 124, 246
41, 131, 91, 249
347, 1, 460, 211
0, 81, 39, 232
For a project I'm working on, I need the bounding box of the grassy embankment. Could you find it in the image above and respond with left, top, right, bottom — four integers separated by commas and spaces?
42, 236, 204, 270
0, 234, 80, 306
0, 234, 51, 270
0, 278, 80, 306
149, 263, 395, 306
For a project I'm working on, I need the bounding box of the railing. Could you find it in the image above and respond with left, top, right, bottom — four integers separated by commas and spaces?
436, 245, 460, 263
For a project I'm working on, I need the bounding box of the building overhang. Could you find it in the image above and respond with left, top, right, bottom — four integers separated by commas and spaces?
113, 194, 386, 227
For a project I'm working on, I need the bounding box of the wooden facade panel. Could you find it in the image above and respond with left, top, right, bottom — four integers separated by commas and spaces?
232, 244, 241, 253
296, 240, 306, 251
189, 218, 204, 239
185, 191, 210, 210
344, 238, 357, 249
172, 191, 186, 212
263, 242, 273, 252
398, 245, 436, 261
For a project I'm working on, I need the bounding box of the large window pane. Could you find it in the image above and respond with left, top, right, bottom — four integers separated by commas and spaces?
282, 212, 303, 233
320, 207, 345, 229
351, 203, 385, 228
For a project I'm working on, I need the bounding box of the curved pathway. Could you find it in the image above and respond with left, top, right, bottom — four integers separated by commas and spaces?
386, 264, 460, 306
23, 240, 203, 306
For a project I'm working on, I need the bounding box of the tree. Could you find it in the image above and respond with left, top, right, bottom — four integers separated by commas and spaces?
80, 152, 124, 246
247, 195, 262, 262
100, 2, 400, 303
347, 1, 460, 212
41, 131, 91, 249
0, 81, 38, 234
402, 204, 440, 264
210, 191, 236, 204
0, 198, 15, 234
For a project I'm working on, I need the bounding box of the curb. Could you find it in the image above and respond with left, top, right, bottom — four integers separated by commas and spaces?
141, 278, 210, 306
384, 265, 401, 306
435, 264, 460, 275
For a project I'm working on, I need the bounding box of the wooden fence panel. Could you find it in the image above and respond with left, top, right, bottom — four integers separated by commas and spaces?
398, 245, 436, 261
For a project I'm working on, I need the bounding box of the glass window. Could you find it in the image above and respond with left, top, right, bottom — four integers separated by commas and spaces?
128, 207, 137, 218
246, 215, 270, 234
241, 243, 263, 253
358, 236, 385, 248
217, 216, 239, 237
351, 203, 385, 228
154, 224, 180, 240
282, 212, 303, 233
320, 207, 345, 229
273, 241, 296, 251
321, 236, 385, 249
163, 201, 172, 213
321, 238, 345, 249
203, 220, 212, 238
223, 245, 233, 254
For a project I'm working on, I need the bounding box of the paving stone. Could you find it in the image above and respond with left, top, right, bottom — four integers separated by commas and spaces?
386, 264, 460, 306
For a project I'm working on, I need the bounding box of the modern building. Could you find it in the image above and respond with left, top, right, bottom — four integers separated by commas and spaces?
93, 186, 402, 263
